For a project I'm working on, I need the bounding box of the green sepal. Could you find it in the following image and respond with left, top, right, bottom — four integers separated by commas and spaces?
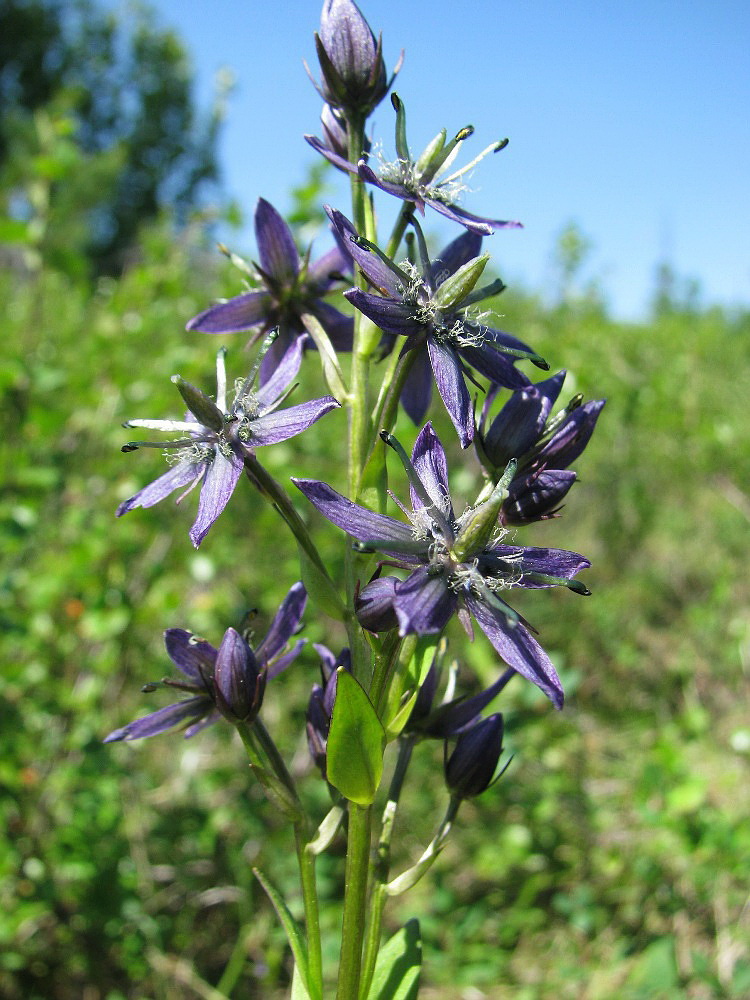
327, 668, 386, 805
297, 543, 346, 619
170, 375, 224, 432
431, 253, 489, 310
366, 919, 422, 1000
383, 635, 438, 740
253, 867, 319, 1000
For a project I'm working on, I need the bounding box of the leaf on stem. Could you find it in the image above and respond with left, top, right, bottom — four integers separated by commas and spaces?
327, 668, 386, 805
365, 919, 422, 1000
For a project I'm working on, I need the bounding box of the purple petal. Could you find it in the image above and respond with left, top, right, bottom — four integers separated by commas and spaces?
463, 593, 563, 709
307, 243, 352, 289
392, 567, 457, 636
249, 396, 340, 446
483, 372, 566, 465
256, 333, 305, 403
505, 469, 577, 524
409, 422, 454, 520
186, 290, 269, 334
190, 448, 244, 548
429, 231, 483, 284
355, 576, 399, 632
266, 639, 306, 680
535, 400, 606, 470
486, 544, 590, 586
255, 197, 300, 282
357, 161, 413, 202
164, 628, 218, 682
326, 207, 406, 296
400, 347, 433, 425
305, 134, 360, 174
256, 582, 308, 665
459, 341, 531, 391
344, 289, 417, 334
307, 301, 355, 351
293, 479, 416, 549
427, 337, 474, 447
103, 696, 212, 742
116, 461, 204, 516
427, 197, 522, 234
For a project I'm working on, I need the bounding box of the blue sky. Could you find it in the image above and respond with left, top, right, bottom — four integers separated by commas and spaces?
138, 0, 749, 319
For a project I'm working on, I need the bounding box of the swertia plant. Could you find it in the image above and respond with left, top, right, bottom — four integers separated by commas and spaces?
105, 2, 605, 996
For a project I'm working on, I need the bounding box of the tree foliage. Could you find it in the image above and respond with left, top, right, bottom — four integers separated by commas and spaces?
0, 0, 220, 275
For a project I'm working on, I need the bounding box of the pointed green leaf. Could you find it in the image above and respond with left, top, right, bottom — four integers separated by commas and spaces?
383, 636, 438, 740
366, 919, 422, 1000
253, 868, 317, 1000
327, 668, 386, 805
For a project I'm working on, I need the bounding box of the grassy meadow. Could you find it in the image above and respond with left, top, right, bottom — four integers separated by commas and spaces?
1, 218, 749, 1000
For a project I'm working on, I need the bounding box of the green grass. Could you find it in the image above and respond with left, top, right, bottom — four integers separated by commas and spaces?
2, 222, 748, 999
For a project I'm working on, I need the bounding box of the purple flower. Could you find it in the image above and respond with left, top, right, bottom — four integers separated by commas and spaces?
310, 0, 401, 118
103, 584, 307, 742
294, 423, 592, 709
116, 340, 340, 547
444, 713, 505, 799
476, 372, 606, 524
186, 197, 353, 384
307, 93, 521, 235
328, 206, 546, 446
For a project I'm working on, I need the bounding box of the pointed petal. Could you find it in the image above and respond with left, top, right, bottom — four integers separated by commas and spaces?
392, 567, 457, 636
249, 396, 340, 446
463, 593, 563, 709
293, 479, 416, 548
255, 197, 300, 281
459, 341, 531, 391
536, 400, 606, 470
186, 290, 269, 334
504, 469, 577, 524
344, 289, 417, 334
429, 230, 483, 284
484, 544, 590, 586
307, 243, 352, 288
326, 207, 406, 296
427, 337, 474, 447
256, 333, 305, 403
103, 696, 212, 742
164, 628, 218, 682
427, 197, 522, 234
190, 448, 244, 547
484, 372, 566, 466
409, 422, 454, 520
305, 133, 360, 174
357, 161, 413, 202
266, 639, 306, 680
256, 582, 308, 664
399, 347, 433, 425
116, 461, 204, 516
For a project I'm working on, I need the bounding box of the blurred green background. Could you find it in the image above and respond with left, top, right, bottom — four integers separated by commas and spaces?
2, 2, 749, 998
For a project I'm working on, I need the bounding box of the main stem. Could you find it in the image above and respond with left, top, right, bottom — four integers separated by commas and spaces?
335, 803, 372, 1000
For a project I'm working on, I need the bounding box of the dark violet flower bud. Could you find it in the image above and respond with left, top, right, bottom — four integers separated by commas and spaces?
444, 713, 505, 799
313, 0, 399, 118
306, 645, 352, 777
213, 627, 266, 723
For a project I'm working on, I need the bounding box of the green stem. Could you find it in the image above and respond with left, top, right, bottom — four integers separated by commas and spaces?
295, 826, 323, 1000
359, 736, 416, 1000
384, 202, 415, 260
242, 455, 336, 593
335, 804, 372, 1000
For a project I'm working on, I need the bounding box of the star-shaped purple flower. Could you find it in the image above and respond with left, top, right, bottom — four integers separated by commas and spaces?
294, 423, 591, 709
103, 583, 307, 742
186, 197, 353, 384
116, 338, 340, 547
307, 93, 521, 235
328, 206, 547, 446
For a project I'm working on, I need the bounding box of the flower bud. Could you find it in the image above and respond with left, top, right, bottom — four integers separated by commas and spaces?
315, 0, 394, 117
444, 713, 504, 799
213, 627, 266, 723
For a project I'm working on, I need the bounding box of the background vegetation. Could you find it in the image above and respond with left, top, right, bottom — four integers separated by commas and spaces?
2, 2, 748, 997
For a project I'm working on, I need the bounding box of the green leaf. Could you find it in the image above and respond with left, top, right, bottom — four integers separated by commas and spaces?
291, 964, 313, 1000
327, 669, 386, 805
383, 636, 439, 740
253, 868, 316, 1000
366, 919, 422, 1000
